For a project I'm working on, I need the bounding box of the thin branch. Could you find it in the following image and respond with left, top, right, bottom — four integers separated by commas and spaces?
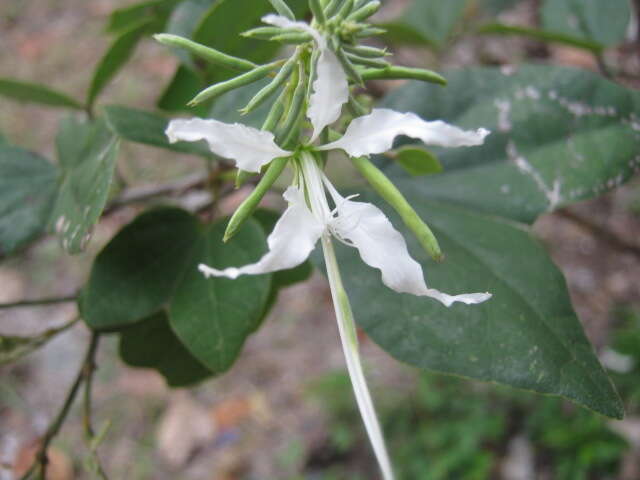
556, 209, 640, 258
20, 332, 101, 480
0, 296, 77, 310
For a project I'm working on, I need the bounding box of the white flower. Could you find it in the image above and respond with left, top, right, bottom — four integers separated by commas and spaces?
166, 109, 491, 307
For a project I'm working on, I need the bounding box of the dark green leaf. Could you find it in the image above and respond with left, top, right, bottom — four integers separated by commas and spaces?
88, 20, 153, 108
541, 0, 631, 47
0, 145, 58, 254
103, 105, 211, 157
0, 78, 83, 110
391, 146, 443, 176
0, 320, 75, 366
119, 312, 213, 387
48, 117, 120, 254
157, 66, 208, 113
82, 208, 200, 330
169, 218, 272, 374
479, 0, 523, 14
381, 0, 468, 47
336, 195, 623, 418
106, 0, 180, 34
380, 66, 640, 223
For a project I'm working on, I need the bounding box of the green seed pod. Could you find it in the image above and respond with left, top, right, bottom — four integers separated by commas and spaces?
261, 89, 288, 132
342, 44, 388, 58
309, 0, 327, 24
361, 66, 447, 86
334, 46, 363, 85
334, 0, 354, 20
344, 51, 389, 69
353, 0, 370, 8
268, 0, 295, 19
350, 156, 443, 262
305, 48, 320, 100
276, 65, 306, 144
242, 26, 284, 40
323, 0, 342, 17
188, 60, 283, 106
224, 157, 289, 242
353, 26, 386, 37
347, 95, 369, 117
241, 52, 300, 114
154, 34, 256, 72
270, 32, 313, 44
347, 1, 381, 22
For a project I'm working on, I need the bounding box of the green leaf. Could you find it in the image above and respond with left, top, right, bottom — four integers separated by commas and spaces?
541, 0, 631, 47
103, 105, 211, 157
169, 218, 272, 374
335, 195, 623, 418
380, 66, 640, 224
381, 0, 468, 47
106, 0, 180, 34
479, 0, 523, 14
391, 146, 443, 177
82, 208, 200, 331
157, 66, 208, 113
0, 145, 58, 255
49, 117, 119, 254
119, 312, 213, 387
88, 20, 153, 109
0, 78, 83, 110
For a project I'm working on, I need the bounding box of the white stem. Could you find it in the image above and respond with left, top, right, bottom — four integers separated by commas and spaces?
321, 234, 395, 480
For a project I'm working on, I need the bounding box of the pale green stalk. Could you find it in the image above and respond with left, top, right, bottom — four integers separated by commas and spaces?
321, 234, 395, 480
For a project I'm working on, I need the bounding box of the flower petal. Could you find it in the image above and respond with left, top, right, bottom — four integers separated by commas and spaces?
261, 14, 348, 141
166, 118, 291, 173
319, 108, 490, 157
261, 14, 323, 46
308, 48, 349, 142
199, 186, 324, 279
324, 180, 491, 307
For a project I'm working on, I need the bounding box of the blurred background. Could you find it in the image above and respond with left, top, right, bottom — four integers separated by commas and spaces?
2, 0, 640, 478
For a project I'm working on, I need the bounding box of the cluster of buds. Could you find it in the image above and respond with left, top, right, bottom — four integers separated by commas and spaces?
155, 1, 491, 478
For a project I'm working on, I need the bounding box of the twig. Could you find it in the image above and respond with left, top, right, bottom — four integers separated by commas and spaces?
19, 332, 101, 480
556, 209, 640, 258
0, 296, 76, 310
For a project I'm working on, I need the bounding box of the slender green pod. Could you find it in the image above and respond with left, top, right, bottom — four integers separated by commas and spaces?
154, 34, 256, 71
242, 26, 284, 39
262, 89, 288, 132
334, 46, 363, 84
188, 60, 283, 106
224, 157, 289, 242
271, 32, 313, 44
241, 53, 300, 114
353, 26, 386, 37
345, 52, 389, 69
347, 1, 381, 21
305, 48, 320, 100
276, 65, 307, 144
309, 0, 327, 24
350, 156, 443, 262
324, 0, 342, 17
353, 0, 370, 8
343, 44, 388, 58
268, 0, 295, 19
348, 95, 369, 117
361, 66, 447, 85
333, 0, 354, 20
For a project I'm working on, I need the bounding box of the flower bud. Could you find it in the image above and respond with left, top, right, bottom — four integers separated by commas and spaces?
268, 0, 295, 20
241, 53, 300, 114
347, 1, 381, 22
154, 34, 256, 72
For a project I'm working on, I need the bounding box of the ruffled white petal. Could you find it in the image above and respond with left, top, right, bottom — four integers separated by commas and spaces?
319, 108, 490, 157
308, 47, 349, 142
198, 186, 324, 279
166, 118, 291, 173
261, 14, 323, 46
261, 14, 348, 141
323, 180, 491, 307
